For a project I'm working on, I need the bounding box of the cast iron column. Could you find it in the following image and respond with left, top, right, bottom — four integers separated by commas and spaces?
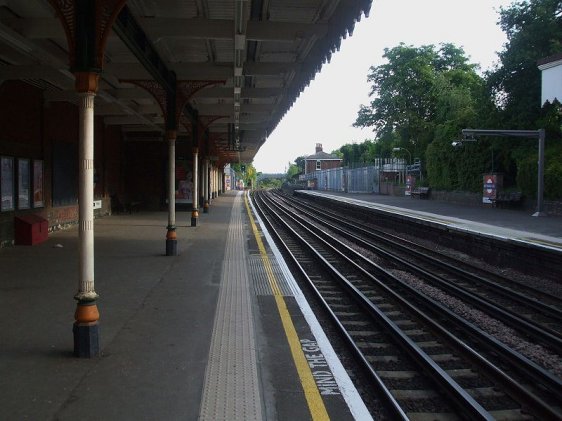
73, 73, 100, 358
216, 167, 219, 196
203, 158, 210, 213
166, 130, 178, 254
191, 147, 199, 226
211, 166, 215, 198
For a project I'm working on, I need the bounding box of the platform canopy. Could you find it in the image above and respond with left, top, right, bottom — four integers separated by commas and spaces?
0, 0, 371, 164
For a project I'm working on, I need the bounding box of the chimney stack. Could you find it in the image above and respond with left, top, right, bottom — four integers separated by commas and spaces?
315, 143, 323, 153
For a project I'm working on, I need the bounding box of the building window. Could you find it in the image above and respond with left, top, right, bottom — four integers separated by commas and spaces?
316, 160, 321, 170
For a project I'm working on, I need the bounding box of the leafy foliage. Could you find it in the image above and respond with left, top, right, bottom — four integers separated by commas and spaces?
487, 0, 562, 128
348, 1, 562, 199
354, 43, 496, 189
258, 177, 283, 189
294, 156, 306, 173
487, 0, 562, 197
338, 140, 382, 166
286, 163, 301, 180
231, 162, 257, 188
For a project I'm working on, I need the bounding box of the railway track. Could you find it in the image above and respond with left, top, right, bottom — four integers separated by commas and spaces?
251, 190, 562, 420
271, 191, 562, 353
293, 190, 562, 283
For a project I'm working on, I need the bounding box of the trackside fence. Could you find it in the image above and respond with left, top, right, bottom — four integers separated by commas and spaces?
299, 159, 408, 194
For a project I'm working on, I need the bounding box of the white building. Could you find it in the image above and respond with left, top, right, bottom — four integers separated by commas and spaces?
538, 53, 562, 105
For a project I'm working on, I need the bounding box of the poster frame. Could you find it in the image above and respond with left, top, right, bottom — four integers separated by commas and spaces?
1, 156, 15, 211
33, 159, 44, 208
17, 158, 31, 209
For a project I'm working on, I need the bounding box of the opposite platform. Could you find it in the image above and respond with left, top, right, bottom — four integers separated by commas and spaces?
0, 190, 370, 420
297, 190, 562, 253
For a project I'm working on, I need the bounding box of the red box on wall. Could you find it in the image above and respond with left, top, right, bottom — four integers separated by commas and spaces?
14, 214, 48, 245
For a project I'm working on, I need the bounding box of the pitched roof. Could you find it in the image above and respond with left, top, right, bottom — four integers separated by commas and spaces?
305, 151, 341, 160
538, 52, 562, 67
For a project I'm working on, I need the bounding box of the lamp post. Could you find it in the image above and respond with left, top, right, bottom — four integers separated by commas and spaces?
392, 147, 412, 164
393, 147, 412, 185
459, 129, 546, 217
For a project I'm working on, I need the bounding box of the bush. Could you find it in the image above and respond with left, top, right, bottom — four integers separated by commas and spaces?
545, 160, 562, 199
517, 144, 562, 200
516, 156, 537, 198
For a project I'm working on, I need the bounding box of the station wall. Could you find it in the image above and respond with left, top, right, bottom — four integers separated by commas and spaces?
0, 80, 211, 247
0, 81, 124, 247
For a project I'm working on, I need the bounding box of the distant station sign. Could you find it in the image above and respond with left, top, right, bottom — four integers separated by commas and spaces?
405, 175, 415, 196
482, 173, 503, 204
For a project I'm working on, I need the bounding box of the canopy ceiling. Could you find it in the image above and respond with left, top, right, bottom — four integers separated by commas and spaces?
0, 0, 371, 163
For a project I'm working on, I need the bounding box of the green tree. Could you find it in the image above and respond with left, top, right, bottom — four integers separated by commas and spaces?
337, 139, 388, 166
258, 177, 283, 189
246, 164, 257, 188
339, 143, 364, 166
355, 43, 493, 188
487, 0, 562, 129
286, 163, 300, 181
231, 162, 257, 188
354, 43, 441, 142
350, 2, 562, 198
330, 150, 344, 160
486, 0, 562, 197
294, 156, 306, 173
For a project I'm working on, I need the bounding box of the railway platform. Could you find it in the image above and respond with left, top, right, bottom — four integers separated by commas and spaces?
297, 190, 562, 253
0, 190, 371, 421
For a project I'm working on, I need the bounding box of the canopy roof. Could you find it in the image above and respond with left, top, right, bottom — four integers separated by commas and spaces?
0, 0, 371, 164
305, 151, 341, 160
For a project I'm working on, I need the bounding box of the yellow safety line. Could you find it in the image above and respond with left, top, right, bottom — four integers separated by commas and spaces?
244, 194, 330, 421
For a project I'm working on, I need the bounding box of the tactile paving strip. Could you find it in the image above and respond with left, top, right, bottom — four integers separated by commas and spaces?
199, 192, 263, 421
249, 254, 294, 296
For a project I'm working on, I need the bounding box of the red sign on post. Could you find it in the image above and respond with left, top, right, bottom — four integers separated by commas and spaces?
482, 173, 503, 204
405, 175, 415, 196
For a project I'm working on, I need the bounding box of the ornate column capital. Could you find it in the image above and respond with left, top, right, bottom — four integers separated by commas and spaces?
75, 72, 99, 94
48, 0, 126, 71
166, 129, 177, 141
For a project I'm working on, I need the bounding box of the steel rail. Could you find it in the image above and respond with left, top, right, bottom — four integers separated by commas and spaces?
256, 192, 495, 420
280, 191, 562, 319
269, 192, 562, 403
259, 190, 562, 419
290, 190, 560, 304
273, 192, 562, 351
251, 192, 409, 420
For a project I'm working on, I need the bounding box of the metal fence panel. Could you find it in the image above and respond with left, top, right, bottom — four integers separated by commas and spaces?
316, 167, 343, 191
302, 165, 381, 193
346, 166, 379, 193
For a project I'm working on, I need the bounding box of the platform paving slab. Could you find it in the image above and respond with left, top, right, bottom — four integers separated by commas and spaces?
0, 199, 232, 420
1, 191, 372, 420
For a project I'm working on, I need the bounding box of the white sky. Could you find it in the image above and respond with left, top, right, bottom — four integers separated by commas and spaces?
253, 0, 514, 173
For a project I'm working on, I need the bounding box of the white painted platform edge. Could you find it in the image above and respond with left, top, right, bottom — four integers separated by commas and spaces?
301, 190, 562, 253
249, 195, 374, 421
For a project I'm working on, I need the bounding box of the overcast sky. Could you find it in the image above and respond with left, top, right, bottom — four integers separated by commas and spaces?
253, 0, 514, 173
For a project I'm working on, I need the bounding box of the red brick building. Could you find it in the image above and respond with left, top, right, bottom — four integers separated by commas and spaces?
304, 143, 342, 174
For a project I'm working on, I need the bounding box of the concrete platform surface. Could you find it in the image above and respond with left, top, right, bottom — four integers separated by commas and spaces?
297, 190, 562, 251
1, 198, 231, 420
0, 191, 368, 421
